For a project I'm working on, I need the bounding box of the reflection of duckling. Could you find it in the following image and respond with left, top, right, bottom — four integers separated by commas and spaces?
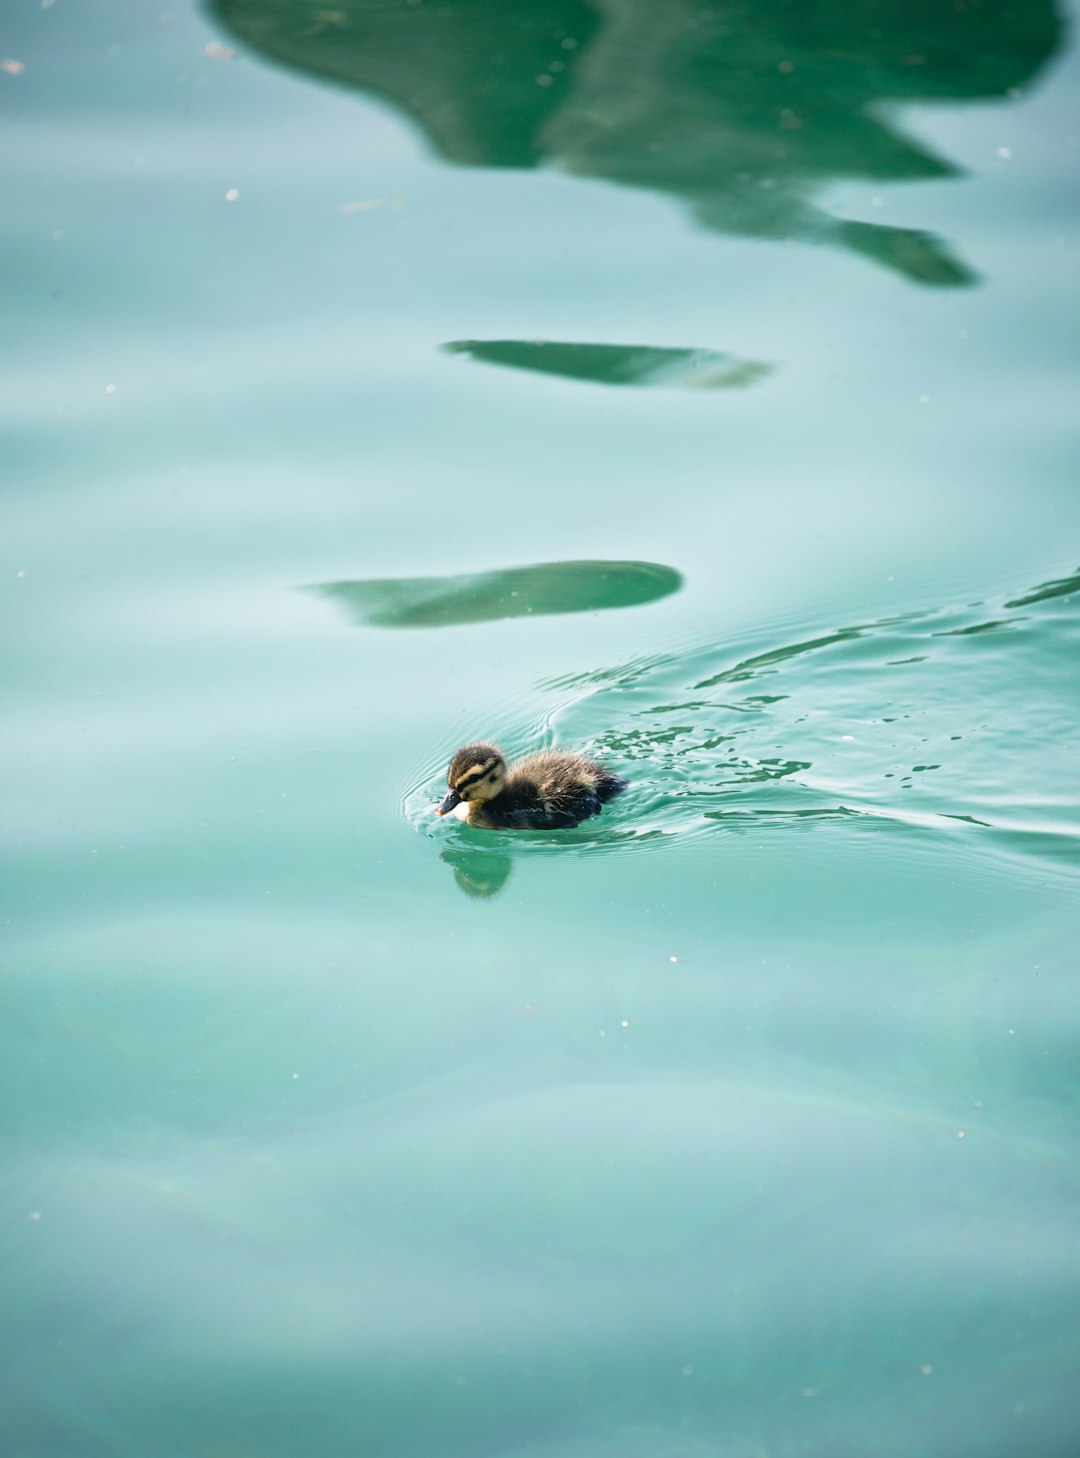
436, 742, 627, 829
440, 848, 513, 899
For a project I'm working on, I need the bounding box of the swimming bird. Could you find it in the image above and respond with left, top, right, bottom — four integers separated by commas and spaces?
435, 742, 627, 829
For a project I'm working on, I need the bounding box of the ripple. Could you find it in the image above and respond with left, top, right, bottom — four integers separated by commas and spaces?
406, 564, 1080, 884
1004, 565, 1080, 609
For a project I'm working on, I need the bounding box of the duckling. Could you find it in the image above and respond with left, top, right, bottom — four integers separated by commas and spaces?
435, 742, 627, 830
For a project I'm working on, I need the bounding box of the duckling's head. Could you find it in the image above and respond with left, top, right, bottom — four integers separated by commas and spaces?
436, 742, 507, 816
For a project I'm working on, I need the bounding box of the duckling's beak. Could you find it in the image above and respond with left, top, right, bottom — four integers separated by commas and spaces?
436, 787, 462, 817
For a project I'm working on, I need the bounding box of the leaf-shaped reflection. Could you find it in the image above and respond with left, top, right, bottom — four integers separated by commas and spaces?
306, 560, 682, 629
444, 340, 773, 390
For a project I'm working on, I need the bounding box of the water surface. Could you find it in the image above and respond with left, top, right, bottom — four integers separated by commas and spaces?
3, 2, 1080, 1456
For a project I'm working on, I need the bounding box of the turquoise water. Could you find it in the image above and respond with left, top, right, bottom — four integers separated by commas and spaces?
4, 2, 1080, 1455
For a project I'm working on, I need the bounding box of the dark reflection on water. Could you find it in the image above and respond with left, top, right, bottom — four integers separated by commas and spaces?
410, 564, 1079, 882
213, 0, 1061, 285
440, 848, 513, 899
308, 559, 682, 628
1005, 565, 1080, 608
444, 340, 773, 390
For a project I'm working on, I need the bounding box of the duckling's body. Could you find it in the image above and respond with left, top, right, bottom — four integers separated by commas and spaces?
436, 742, 627, 830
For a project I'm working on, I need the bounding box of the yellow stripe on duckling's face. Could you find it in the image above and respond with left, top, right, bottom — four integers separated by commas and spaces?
457, 762, 491, 786
450, 757, 506, 803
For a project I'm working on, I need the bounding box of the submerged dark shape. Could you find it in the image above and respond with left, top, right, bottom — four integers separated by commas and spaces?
307, 559, 682, 629
444, 340, 773, 390
210, 0, 1061, 286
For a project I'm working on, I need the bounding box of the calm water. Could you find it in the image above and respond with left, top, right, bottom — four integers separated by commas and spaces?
4, 2, 1080, 1455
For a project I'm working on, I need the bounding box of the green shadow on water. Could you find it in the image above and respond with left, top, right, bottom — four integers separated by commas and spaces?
306, 559, 683, 629
443, 340, 773, 390
210, 0, 1062, 287
440, 849, 513, 900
